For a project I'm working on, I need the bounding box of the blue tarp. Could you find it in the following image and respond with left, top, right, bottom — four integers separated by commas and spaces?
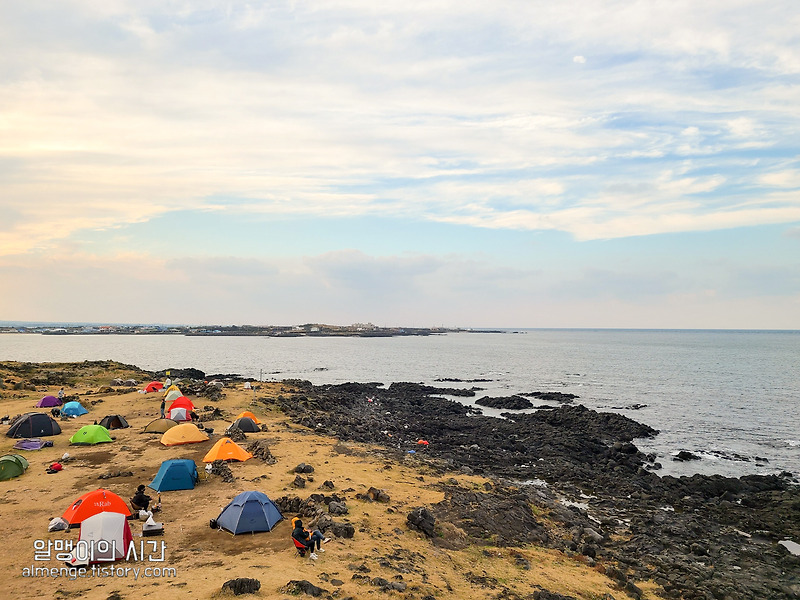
216, 491, 283, 535
149, 459, 198, 492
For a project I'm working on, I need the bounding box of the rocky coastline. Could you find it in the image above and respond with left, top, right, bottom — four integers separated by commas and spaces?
266, 380, 800, 600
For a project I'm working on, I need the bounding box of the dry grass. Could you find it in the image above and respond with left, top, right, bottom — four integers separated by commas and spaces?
0, 362, 654, 599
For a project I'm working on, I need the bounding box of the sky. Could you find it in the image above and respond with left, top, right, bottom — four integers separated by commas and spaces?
1, 1, 799, 329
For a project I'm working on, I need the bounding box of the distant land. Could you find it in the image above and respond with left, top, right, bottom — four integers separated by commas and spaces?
0, 322, 509, 337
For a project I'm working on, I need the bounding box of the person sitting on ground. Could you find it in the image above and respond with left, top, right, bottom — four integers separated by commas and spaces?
291, 517, 330, 560
131, 484, 152, 511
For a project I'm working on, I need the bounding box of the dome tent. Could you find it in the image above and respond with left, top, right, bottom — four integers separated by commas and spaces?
149, 459, 198, 492
62, 488, 131, 527
6, 413, 61, 438
168, 397, 194, 422
160, 423, 209, 446
163, 388, 182, 403
62, 401, 89, 417
98, 415, 130, 430
67, 511, 133, 565
231, 417, 260, 433
168, 407, 190, 422
70, 425, 113, 445
168, 397, 194, 412
216, 491, 283, 535
36, 395, 62, 408
202, 437, 252, 463
144, 381, 164, 393
143, 418, 178, 434
0, 454, 29, 481
233, 411, 261, 424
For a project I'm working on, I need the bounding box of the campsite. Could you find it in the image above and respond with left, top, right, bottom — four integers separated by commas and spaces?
0, 360, 650, 600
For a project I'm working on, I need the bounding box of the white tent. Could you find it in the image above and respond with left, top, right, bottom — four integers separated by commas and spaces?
169, 407, 189, 422
67, 511, 132, 565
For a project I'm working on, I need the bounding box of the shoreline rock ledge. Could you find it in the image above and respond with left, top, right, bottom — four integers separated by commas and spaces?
268, 380, 800, 600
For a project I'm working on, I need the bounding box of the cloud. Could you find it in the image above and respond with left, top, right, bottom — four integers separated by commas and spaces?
1, 0, 799, 261
760, 169, 800, 188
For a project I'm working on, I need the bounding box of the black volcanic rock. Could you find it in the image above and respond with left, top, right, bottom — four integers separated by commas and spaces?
521, 391, 579, 403
269, 379, 800, 600
475, 395, 533, 410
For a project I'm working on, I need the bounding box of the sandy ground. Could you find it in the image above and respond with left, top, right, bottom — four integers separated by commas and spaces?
0, 365, 653, 600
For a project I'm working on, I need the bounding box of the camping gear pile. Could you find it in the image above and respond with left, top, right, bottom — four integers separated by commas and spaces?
13, 438, 52, 451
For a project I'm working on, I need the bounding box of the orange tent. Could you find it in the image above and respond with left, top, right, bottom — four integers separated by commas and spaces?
160, 423, 209, 446
61, 488, 131, 527
202, 437, 253, 463
168, 396, 194, 412
233, 411, 261, 424
144, 381, 164, 393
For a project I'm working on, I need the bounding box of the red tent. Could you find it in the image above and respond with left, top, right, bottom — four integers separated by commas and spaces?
145, 381, 164, 393
168, 396, 194, 412
62, 488, 131, 527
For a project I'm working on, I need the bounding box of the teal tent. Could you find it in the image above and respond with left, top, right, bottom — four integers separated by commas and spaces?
149, 459, 198, 492
62, 401, 89, 417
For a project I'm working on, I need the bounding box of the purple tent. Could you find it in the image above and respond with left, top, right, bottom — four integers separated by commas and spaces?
13, 438, 46, 451
36, 395, 62, 408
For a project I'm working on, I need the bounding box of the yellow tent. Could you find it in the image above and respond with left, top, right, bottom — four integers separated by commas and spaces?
160, 423, 209, 446
202, 437, 253, 463
233, 411, 261, 424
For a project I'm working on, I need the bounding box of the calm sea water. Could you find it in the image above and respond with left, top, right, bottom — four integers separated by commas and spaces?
1, 329, 798, 479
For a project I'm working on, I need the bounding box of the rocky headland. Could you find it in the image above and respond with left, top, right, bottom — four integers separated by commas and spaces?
266, 380, 800, 600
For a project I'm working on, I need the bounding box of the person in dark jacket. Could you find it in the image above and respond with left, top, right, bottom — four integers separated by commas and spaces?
291, 518, 329, 560
132, 484, 151, 511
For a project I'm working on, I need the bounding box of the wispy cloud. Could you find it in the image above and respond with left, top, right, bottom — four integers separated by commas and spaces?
1, 0, 798, 257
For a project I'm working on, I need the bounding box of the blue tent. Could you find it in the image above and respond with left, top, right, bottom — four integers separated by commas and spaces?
216, 491, 283, 535
149, 459, 198, 492
62, 401, 88, 417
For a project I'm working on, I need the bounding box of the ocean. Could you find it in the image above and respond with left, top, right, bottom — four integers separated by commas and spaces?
1, 329, 798, 480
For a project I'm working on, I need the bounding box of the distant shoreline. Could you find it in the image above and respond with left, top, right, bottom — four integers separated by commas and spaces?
0, 324, 509, 338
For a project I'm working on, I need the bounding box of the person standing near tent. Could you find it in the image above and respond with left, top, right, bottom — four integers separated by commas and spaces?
291, 518, 329, 560
57, 387, 65, 401
160, 398, 166, 419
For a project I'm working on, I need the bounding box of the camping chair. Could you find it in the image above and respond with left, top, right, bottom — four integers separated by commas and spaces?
292, 537, 309, 557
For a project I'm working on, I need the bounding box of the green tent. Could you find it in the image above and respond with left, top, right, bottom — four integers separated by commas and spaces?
69, 425, 113, 446
0, 454, 29, 481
